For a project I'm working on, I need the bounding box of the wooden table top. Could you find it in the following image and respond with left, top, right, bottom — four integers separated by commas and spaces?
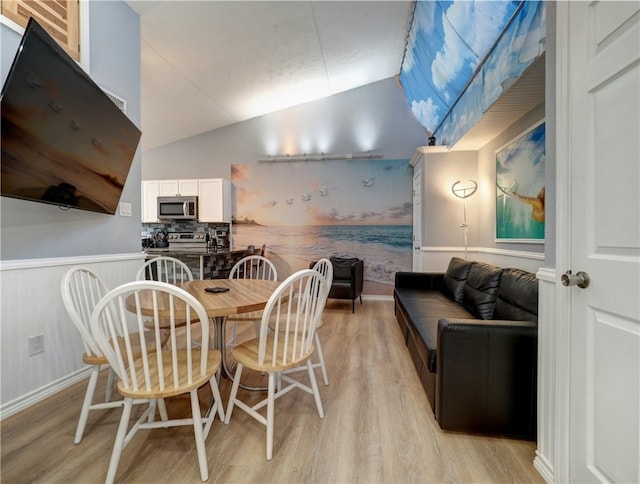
179, 279, 280, 317
128, 279, 280, 319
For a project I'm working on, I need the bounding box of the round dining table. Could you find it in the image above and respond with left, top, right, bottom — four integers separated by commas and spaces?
132, 278, 280, 390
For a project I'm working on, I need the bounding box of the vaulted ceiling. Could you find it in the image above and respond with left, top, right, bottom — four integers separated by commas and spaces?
127, 1, 545, 154
126, 1, 414, 151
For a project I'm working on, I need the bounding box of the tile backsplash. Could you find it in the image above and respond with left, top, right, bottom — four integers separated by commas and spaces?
141, 221, 229, 237
142, 221, 231, 249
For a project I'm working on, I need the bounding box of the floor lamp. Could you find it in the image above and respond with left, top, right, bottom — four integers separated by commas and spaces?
451, 180, 478, 260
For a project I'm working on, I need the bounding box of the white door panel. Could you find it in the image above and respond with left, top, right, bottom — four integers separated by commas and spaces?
565, 2, 640, 482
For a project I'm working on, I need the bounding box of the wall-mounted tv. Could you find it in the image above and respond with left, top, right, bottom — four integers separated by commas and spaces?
1, 18, 141, 215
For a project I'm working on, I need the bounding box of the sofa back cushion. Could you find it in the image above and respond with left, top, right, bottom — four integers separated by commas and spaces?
330, 257, 359, 280
441, 257, 474, 303
493, 268, 538, 322
462, 262, 502, 319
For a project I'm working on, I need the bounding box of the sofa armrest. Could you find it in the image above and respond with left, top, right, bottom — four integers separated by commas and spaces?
435, 318, 537, 439
394, 271, 444, 290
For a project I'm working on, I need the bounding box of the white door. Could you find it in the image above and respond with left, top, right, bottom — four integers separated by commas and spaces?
412, 166, 422, 271
561, 2, 640, 482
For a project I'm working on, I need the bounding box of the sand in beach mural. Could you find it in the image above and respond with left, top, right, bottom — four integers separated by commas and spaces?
231, 159, 413, 296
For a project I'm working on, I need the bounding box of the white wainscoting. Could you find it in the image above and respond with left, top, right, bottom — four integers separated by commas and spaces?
0, 253, 146, 419
534, 267, 556, 483
419, 246, 545, 273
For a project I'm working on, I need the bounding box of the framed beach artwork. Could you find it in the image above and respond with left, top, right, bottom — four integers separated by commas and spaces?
495, 120, 545, 243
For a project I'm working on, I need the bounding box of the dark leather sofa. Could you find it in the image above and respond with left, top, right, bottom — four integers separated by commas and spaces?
393, 257, 538, 439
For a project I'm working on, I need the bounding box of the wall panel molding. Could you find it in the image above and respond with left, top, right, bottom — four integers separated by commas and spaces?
419, 246, 545, 273
534, 267, 557, 483
0, 252, 144, 271
0, 254, 145, 417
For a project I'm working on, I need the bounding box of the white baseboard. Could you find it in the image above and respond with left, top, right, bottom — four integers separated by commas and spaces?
0, 366, 92, 420
534, 452, 554, 484
362, 294, 393, 302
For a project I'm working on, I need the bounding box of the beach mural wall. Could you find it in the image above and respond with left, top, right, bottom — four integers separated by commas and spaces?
231, 159, 413, 296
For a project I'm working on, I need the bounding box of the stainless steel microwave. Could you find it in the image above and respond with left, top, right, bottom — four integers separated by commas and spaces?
157, 196, 198, 220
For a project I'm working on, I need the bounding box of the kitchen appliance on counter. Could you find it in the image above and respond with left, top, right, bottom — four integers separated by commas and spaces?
157, 196, 198, 220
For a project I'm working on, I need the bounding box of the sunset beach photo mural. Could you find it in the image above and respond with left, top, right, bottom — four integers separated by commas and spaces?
231, 159, 413, 296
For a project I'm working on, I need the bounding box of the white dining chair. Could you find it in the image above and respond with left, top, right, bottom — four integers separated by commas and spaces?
90, 280, 225, 483
136, 256, 193, 284
61, 266, 164, 444
280, 258, 333, 385
224, 269, 329, 460
227, 255, 278, 347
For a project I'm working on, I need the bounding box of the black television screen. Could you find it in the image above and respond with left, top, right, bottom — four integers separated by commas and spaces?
1, 18, 141, 215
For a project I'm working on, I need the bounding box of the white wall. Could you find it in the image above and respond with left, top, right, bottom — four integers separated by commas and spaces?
0, 254, 145, 417
141, 77, 428, 180
417, 103, 546, 274
422, 151, 478, 248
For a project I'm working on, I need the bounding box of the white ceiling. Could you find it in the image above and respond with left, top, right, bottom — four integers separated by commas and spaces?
126, 1, 414, 152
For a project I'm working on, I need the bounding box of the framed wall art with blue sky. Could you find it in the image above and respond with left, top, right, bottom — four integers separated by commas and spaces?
495, 120, 545, 242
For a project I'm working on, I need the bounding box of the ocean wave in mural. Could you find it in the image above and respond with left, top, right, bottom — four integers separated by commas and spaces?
231, 160, 413, 294
400, 0, 546, 147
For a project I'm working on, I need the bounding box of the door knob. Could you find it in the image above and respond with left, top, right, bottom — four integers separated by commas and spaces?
561, 271, 590, 289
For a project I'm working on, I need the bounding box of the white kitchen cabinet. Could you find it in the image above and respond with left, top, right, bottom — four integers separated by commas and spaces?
141, 180, 160, 223
198, 178, 231, 222
158, 179, 198, 197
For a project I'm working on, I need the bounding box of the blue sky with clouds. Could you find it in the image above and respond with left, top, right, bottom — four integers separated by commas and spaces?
400, 1, 545, 145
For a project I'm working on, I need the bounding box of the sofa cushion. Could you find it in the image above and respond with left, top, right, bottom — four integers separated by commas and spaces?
462, 262, 502, 319
394, 288, 474, 372
494, 268, 538, 322
441, 257, 474, 302
330, 257, 359, 280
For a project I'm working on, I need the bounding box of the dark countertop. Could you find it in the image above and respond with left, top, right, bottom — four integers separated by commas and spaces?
144, 248, 246, 257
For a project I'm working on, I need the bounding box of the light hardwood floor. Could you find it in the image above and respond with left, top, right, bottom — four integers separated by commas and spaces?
1, 299, 543, 483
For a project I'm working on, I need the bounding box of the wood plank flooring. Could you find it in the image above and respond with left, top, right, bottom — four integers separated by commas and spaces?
1, 299, 543, 483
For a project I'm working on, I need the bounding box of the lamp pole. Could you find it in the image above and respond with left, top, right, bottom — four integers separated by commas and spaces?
451, 180, 478, 260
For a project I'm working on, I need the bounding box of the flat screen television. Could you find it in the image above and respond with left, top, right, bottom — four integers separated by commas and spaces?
1, 18, 141, 215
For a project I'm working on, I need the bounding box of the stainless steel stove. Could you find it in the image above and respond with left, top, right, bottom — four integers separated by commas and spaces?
167, 231, 208, 249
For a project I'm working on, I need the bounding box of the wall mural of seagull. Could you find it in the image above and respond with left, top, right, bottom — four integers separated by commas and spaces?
302, 193, 311, 201
286, 198, 294, 204
362, 177, 375, 187
319, 187, 329, 196
269, 200, 277, 206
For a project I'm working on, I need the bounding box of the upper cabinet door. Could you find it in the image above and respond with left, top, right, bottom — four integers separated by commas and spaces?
198, 179, 231, 222
141, 181, 159, 223
157, 179, 198, 197
1, 0, 80, 61
157, 180, 180, 197
178, 179, 198, 196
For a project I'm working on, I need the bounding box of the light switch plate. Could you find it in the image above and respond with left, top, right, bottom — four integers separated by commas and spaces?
119, 202, 132, 217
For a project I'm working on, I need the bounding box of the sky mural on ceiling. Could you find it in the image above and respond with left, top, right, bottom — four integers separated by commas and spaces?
400, 0, 546, 147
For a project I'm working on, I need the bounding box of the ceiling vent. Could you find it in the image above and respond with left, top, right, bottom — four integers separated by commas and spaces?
101, 87, 127, 114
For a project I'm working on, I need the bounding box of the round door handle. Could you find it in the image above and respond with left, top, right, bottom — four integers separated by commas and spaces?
561, 271, 590, 289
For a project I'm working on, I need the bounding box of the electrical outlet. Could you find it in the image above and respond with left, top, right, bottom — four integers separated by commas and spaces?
28, 334, 44, 356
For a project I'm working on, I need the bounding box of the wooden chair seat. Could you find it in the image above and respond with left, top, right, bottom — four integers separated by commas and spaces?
232, 336, 314, 373
118, 349, 221, 399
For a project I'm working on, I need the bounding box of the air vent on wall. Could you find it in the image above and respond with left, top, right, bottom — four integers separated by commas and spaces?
100, 86, 127, 114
